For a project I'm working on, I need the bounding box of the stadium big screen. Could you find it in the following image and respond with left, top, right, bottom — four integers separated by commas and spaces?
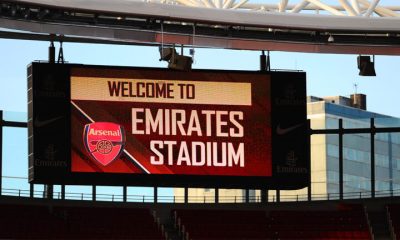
28, 63, 309, 189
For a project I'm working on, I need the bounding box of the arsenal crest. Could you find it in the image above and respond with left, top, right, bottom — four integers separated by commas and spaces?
83, 122, 125, 166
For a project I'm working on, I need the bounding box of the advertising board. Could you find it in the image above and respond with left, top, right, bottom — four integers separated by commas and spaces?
28, 63, 309, 189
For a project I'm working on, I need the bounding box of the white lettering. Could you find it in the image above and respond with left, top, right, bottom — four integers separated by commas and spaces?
132, 108, 144, 134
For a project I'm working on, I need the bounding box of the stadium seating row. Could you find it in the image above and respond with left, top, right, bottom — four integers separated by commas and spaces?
0, 204, 165, 239
3, 201, 400, 239
174, 207, 372, 240
387, 205, 400, 240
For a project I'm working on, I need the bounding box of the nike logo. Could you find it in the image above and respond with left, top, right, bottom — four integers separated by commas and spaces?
276, 123, 303, 135
34, 116, 63, 128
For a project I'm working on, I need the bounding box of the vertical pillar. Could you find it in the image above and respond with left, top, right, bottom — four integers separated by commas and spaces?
0, 111, 2, 196
339, 119, 344, 200
61, 185, 65, 200
261, 189, 267, 203
184, 187, 188, 203
49, 41, 55, 64
45, 185, 53, 199
276, 190, 280, 202
153, 187, 158, 203
371, 118, 375, 198
245, 189, 250, 203
92, 185, 96, 201
154, 187, 158, 203
30, 183, 34, 198
123, 186, 127, 202
215, 188, 219, 203
307, 119, 312, 201
260, 51, 266, 71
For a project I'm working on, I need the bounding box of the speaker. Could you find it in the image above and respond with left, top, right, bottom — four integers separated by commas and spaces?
168, 54, 193, 71
357, 56, 376, 76
159, 47, 176, 61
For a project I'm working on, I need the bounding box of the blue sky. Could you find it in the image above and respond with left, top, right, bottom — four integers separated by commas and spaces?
1, 39, 400, 117
1, 36, 400, 199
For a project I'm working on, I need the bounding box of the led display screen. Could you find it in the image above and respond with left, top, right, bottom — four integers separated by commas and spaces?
28, 63, 309, 189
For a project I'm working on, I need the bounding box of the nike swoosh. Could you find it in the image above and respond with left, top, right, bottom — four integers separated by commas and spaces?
276, 123, 303, 135
34, 116, 63, 128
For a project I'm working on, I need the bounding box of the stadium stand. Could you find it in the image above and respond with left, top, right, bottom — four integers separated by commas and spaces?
174, 209, 273, 239
174, 205, 372, 240
2, 196, 400, 240
268, 207, 371, 240
387, 205, 400, 240
0, 202, 165, 239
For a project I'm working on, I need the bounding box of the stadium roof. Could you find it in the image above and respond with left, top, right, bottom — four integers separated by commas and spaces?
0, 0, 399, 54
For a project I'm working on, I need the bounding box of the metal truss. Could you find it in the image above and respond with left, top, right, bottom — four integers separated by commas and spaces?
0, 0, 399, 54
153, 0, 399, 18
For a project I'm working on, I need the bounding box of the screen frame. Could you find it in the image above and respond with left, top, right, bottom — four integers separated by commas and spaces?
28, 62, 309, 189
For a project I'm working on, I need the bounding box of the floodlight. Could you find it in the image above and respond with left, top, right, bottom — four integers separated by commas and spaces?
159, 47, 176, 61
357, 55, 376, 76
168, 54, 193, 71
328, 35, 334, 43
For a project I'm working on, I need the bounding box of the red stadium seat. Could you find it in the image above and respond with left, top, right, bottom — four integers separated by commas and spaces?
0, 203, 165, 239
174, 206, 371, 240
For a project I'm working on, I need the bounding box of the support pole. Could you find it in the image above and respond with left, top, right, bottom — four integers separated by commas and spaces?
45, 185, 53, 199
154, 187, 158, 203
260, 50, 271, 71
184, 187, 188, 203
276, 190, 280, 202
123, 186, 127, 202
57, 41, 64, 64
61, 185, 65, 200
339, 119, 344, 200
261, 189, 267, 203
215, 188, 219, 203
266, 50, 271, 71
260, 51, 266, 71
30, 183, 34, 198
92, 185, 96, 201
245, 189, 250, 203
371, 118, 375, 198
49, 41, 55, 64
0, 111, 2, 196
307, 119, 312, 201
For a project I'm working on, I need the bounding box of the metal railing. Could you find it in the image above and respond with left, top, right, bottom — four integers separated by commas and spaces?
2, 186, 400, 203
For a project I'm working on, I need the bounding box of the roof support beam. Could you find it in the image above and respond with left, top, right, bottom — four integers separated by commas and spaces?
306, 0, 346, 16
222, 0, 234, 9
201, 0, 215, 8
175, 0, 198, 7
339, 0, 357, 16
291, 0, 310, 13
358, 0, 400, 17
279, 0, 288, 12
364, 0, 380, 17
231, 0, 248, 9
351, 0, 361, 14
